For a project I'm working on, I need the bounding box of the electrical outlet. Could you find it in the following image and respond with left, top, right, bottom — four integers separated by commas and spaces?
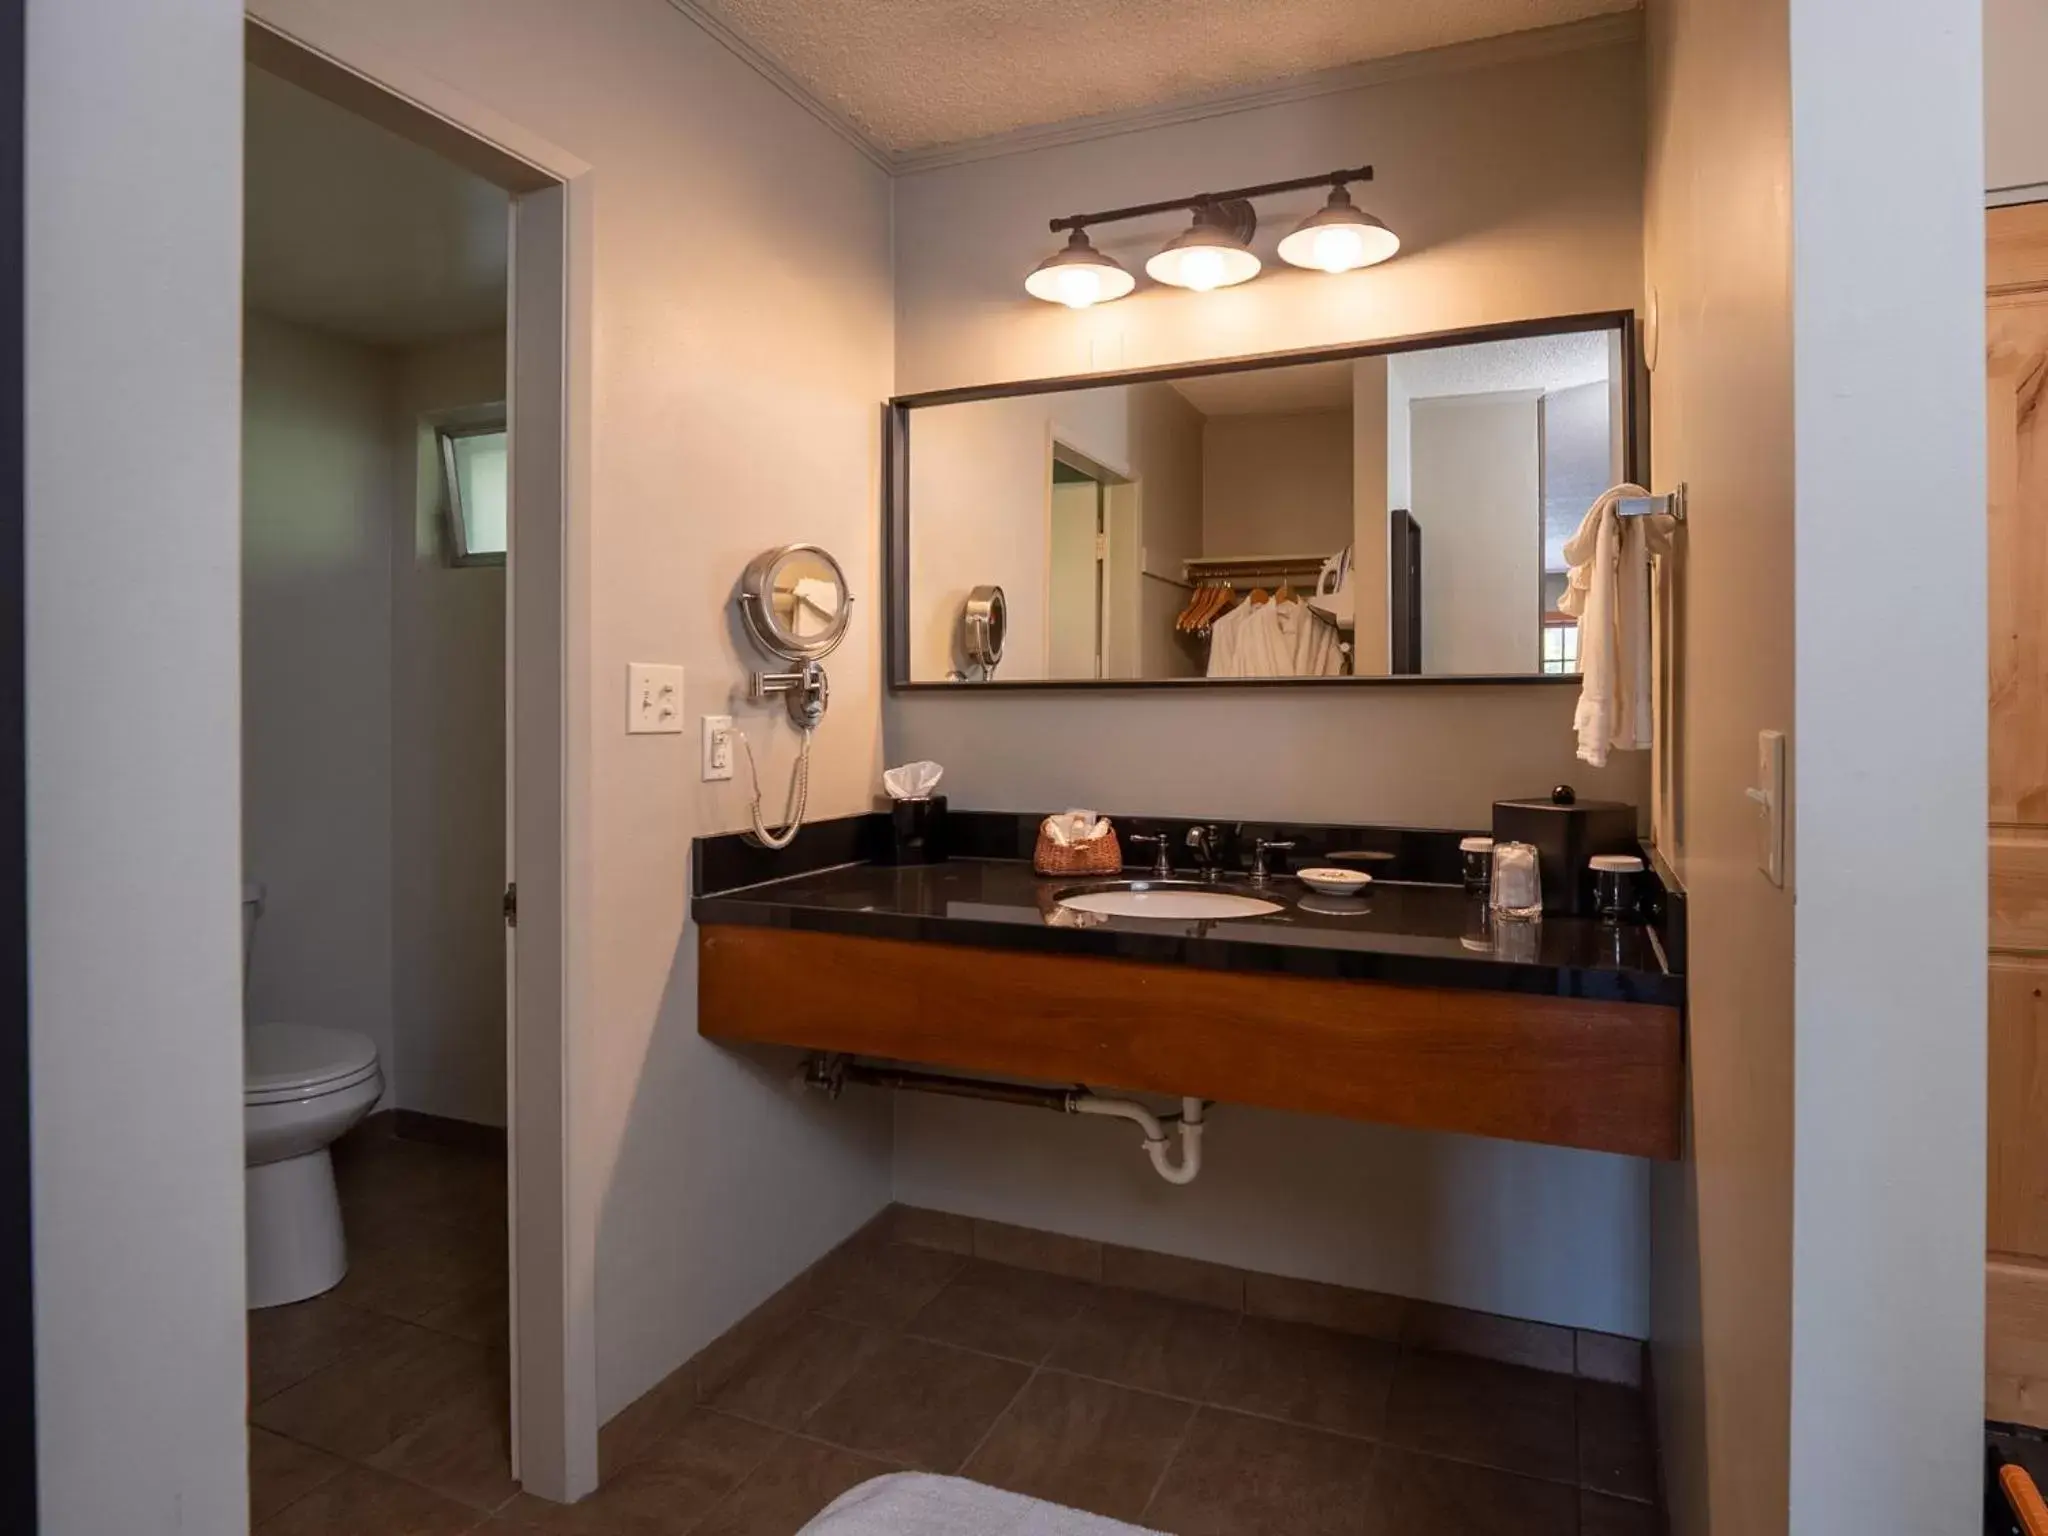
626, 663, 685, 734
701, 715, 735, 781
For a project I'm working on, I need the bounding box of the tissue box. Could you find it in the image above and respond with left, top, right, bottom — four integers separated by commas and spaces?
877, 794, 948, 865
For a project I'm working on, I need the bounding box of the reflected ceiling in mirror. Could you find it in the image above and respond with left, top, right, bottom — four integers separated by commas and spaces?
887, 313, 1639, 689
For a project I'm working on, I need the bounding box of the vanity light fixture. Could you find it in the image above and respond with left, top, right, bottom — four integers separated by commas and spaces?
1276, 184, 1400, 273
1023, 228, 1135, 309
1145, 202, 1262, 292
1025, 164, 1389, 305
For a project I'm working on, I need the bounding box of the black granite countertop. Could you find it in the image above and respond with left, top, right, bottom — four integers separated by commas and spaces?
692, 856, 1683, 1007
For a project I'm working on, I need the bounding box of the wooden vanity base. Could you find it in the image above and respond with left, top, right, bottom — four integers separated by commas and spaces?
698, 927, 1682, 1159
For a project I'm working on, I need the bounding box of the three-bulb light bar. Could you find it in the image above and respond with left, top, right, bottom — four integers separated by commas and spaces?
1025, 164, 1398, 309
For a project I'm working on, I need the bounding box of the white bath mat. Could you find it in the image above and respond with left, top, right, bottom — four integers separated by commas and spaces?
798, 1474, 1166, 1536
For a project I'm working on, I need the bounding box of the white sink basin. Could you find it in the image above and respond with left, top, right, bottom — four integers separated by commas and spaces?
1056, 887, 1284, 920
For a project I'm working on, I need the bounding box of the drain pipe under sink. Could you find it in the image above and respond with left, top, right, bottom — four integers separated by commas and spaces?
1072, 1094, 1204, 1185
803, 1056, 1207, 1187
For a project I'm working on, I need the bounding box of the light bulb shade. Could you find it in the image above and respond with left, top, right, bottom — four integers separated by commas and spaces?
1145, 210, 1262, 292
1024, 230, 1135, 308
1276, 186, 1400, 273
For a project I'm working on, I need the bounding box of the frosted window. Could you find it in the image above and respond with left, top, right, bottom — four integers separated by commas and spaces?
439, 426, 507, 564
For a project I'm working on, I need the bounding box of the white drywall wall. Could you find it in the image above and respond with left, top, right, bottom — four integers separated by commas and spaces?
241, 315, 398, 1108
886, 34, 1654, 1338
390, 330, 509, 1129
248, 0, 901, 1422
25, 0, 250, 1529
1785, 0, 1985, 1527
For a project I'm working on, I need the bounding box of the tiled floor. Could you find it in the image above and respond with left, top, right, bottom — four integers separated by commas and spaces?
250, 1129, 1663, 1535
248, 1119, 513, 1534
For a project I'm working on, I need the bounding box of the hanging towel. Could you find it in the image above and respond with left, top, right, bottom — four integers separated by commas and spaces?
1560, 483, 1670, 767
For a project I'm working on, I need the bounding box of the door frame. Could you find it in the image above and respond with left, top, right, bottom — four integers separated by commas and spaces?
245, 13, 599, 1501
0, 0, 34, 1525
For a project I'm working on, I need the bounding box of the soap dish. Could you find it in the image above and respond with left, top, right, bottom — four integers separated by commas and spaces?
1297, 867, 1372, 896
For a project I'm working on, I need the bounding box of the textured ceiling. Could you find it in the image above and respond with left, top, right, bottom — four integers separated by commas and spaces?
245, 70, 508, 347
685, 0, 1638, 152
1391, 330, 1613, 399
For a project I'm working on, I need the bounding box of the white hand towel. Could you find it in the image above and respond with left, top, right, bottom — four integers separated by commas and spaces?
1562, 483, 1653, 767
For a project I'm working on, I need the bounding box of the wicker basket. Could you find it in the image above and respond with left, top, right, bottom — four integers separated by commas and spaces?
1033, 824, 1124, 877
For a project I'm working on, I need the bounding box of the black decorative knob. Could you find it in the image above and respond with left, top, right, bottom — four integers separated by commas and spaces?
1550, 784, 1577, 805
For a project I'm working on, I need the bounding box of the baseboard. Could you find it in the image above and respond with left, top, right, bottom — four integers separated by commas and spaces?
392, 1107, 507, 1156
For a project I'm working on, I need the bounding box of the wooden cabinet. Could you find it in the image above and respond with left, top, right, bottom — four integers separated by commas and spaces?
1987, 202, 2048, 1426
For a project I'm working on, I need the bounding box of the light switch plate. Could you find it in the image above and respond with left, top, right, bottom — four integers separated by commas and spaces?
627, 663, 685, 734
1755, 729, 1786, 886
701, 715, 734, 781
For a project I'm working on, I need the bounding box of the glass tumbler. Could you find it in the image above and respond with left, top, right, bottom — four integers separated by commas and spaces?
1459, 836, 1495, 895
1489, 840, 1543, 920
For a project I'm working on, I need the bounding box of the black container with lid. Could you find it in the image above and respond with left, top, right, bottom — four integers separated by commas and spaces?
1490, 785, 1640, 917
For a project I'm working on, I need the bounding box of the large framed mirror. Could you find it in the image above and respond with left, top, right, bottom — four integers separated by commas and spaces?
885, 311, 1640, 688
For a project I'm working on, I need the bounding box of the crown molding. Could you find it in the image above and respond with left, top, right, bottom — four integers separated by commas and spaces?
662, 0, 894, 172
892, 10, 1643, 175
663, 2, 1641, 180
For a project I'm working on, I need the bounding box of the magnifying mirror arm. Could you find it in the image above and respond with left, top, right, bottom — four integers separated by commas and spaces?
750, 659, 831, 728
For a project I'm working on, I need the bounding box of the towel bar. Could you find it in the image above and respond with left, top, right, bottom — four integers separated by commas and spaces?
1617, 484, 1687, 522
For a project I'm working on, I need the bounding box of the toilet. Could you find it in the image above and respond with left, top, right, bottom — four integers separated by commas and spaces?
242, 884, 384, 1310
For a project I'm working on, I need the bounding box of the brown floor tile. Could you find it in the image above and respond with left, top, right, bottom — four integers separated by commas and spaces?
804, 1335, 1032, 1472
1582, 1489, 1665, 1536
972, 1219, 1104, 1281
253, 1320, 493, 1462
1203, 1316, 1400, 1440
1578, 1378, 1658, 1501
1381, 1348, 1576, 1482
888, 1205, 976, 1255
707, 1312, 890, 1431
249, 1428, 347, 1525
1141, 1407, 1377, 1536
254, 1463, 482, 1536
600, 1364, 701, 1481
807, 1240, 967, 1329
692, 1437, 901, 1536
1243, 1272, 1408, 1344
907, 1260, 1095, 1364
1358, 1446, 1576, 1536
1402, 1301, 1575, 1373
1575, 1331, 1646, 1387
248, 1293, 413, 1405
368, 1357, 517, 1512
963, 1370, 1193, 1523
335, 1223, 505, 1325
496, 1410, 780, 1535
418, 1278, 511, 1348
1101, 1246, 1246, 1312
1047, 1286, 1240, 1400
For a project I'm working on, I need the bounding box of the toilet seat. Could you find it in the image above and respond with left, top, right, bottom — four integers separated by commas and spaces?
245, 1023, 379, 1106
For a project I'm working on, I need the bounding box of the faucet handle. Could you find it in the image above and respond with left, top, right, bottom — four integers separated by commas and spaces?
1126, 833, 1173, 878
1250, 837, 1297, 883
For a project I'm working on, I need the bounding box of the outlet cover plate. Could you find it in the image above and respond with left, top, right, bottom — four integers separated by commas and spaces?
701, 715, 734, 781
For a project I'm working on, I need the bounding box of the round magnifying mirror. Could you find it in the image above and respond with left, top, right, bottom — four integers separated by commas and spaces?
963, 584, 1007, 674
739, 544, 852, 662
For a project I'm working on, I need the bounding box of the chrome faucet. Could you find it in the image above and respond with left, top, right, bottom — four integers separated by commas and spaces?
1185, 825, 1223, 880
1126, 832, 1173, 879
1249, 837, 1297, 886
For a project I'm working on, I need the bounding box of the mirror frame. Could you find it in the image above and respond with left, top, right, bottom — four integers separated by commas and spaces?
884, 309, 1644, 691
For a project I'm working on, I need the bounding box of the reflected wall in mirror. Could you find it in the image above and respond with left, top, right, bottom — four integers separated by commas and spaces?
891, 314, 1637, 686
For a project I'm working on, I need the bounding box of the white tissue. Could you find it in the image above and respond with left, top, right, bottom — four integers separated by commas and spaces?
1042, 809, 1109, 845
882, 761, 944, 801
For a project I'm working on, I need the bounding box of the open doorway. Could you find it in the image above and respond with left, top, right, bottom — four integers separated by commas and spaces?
238, 19, 592, 1508
1046, 441, 1138, 679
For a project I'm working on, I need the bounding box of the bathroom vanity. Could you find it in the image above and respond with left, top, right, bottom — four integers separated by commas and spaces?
694, 815, 1683, 1160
